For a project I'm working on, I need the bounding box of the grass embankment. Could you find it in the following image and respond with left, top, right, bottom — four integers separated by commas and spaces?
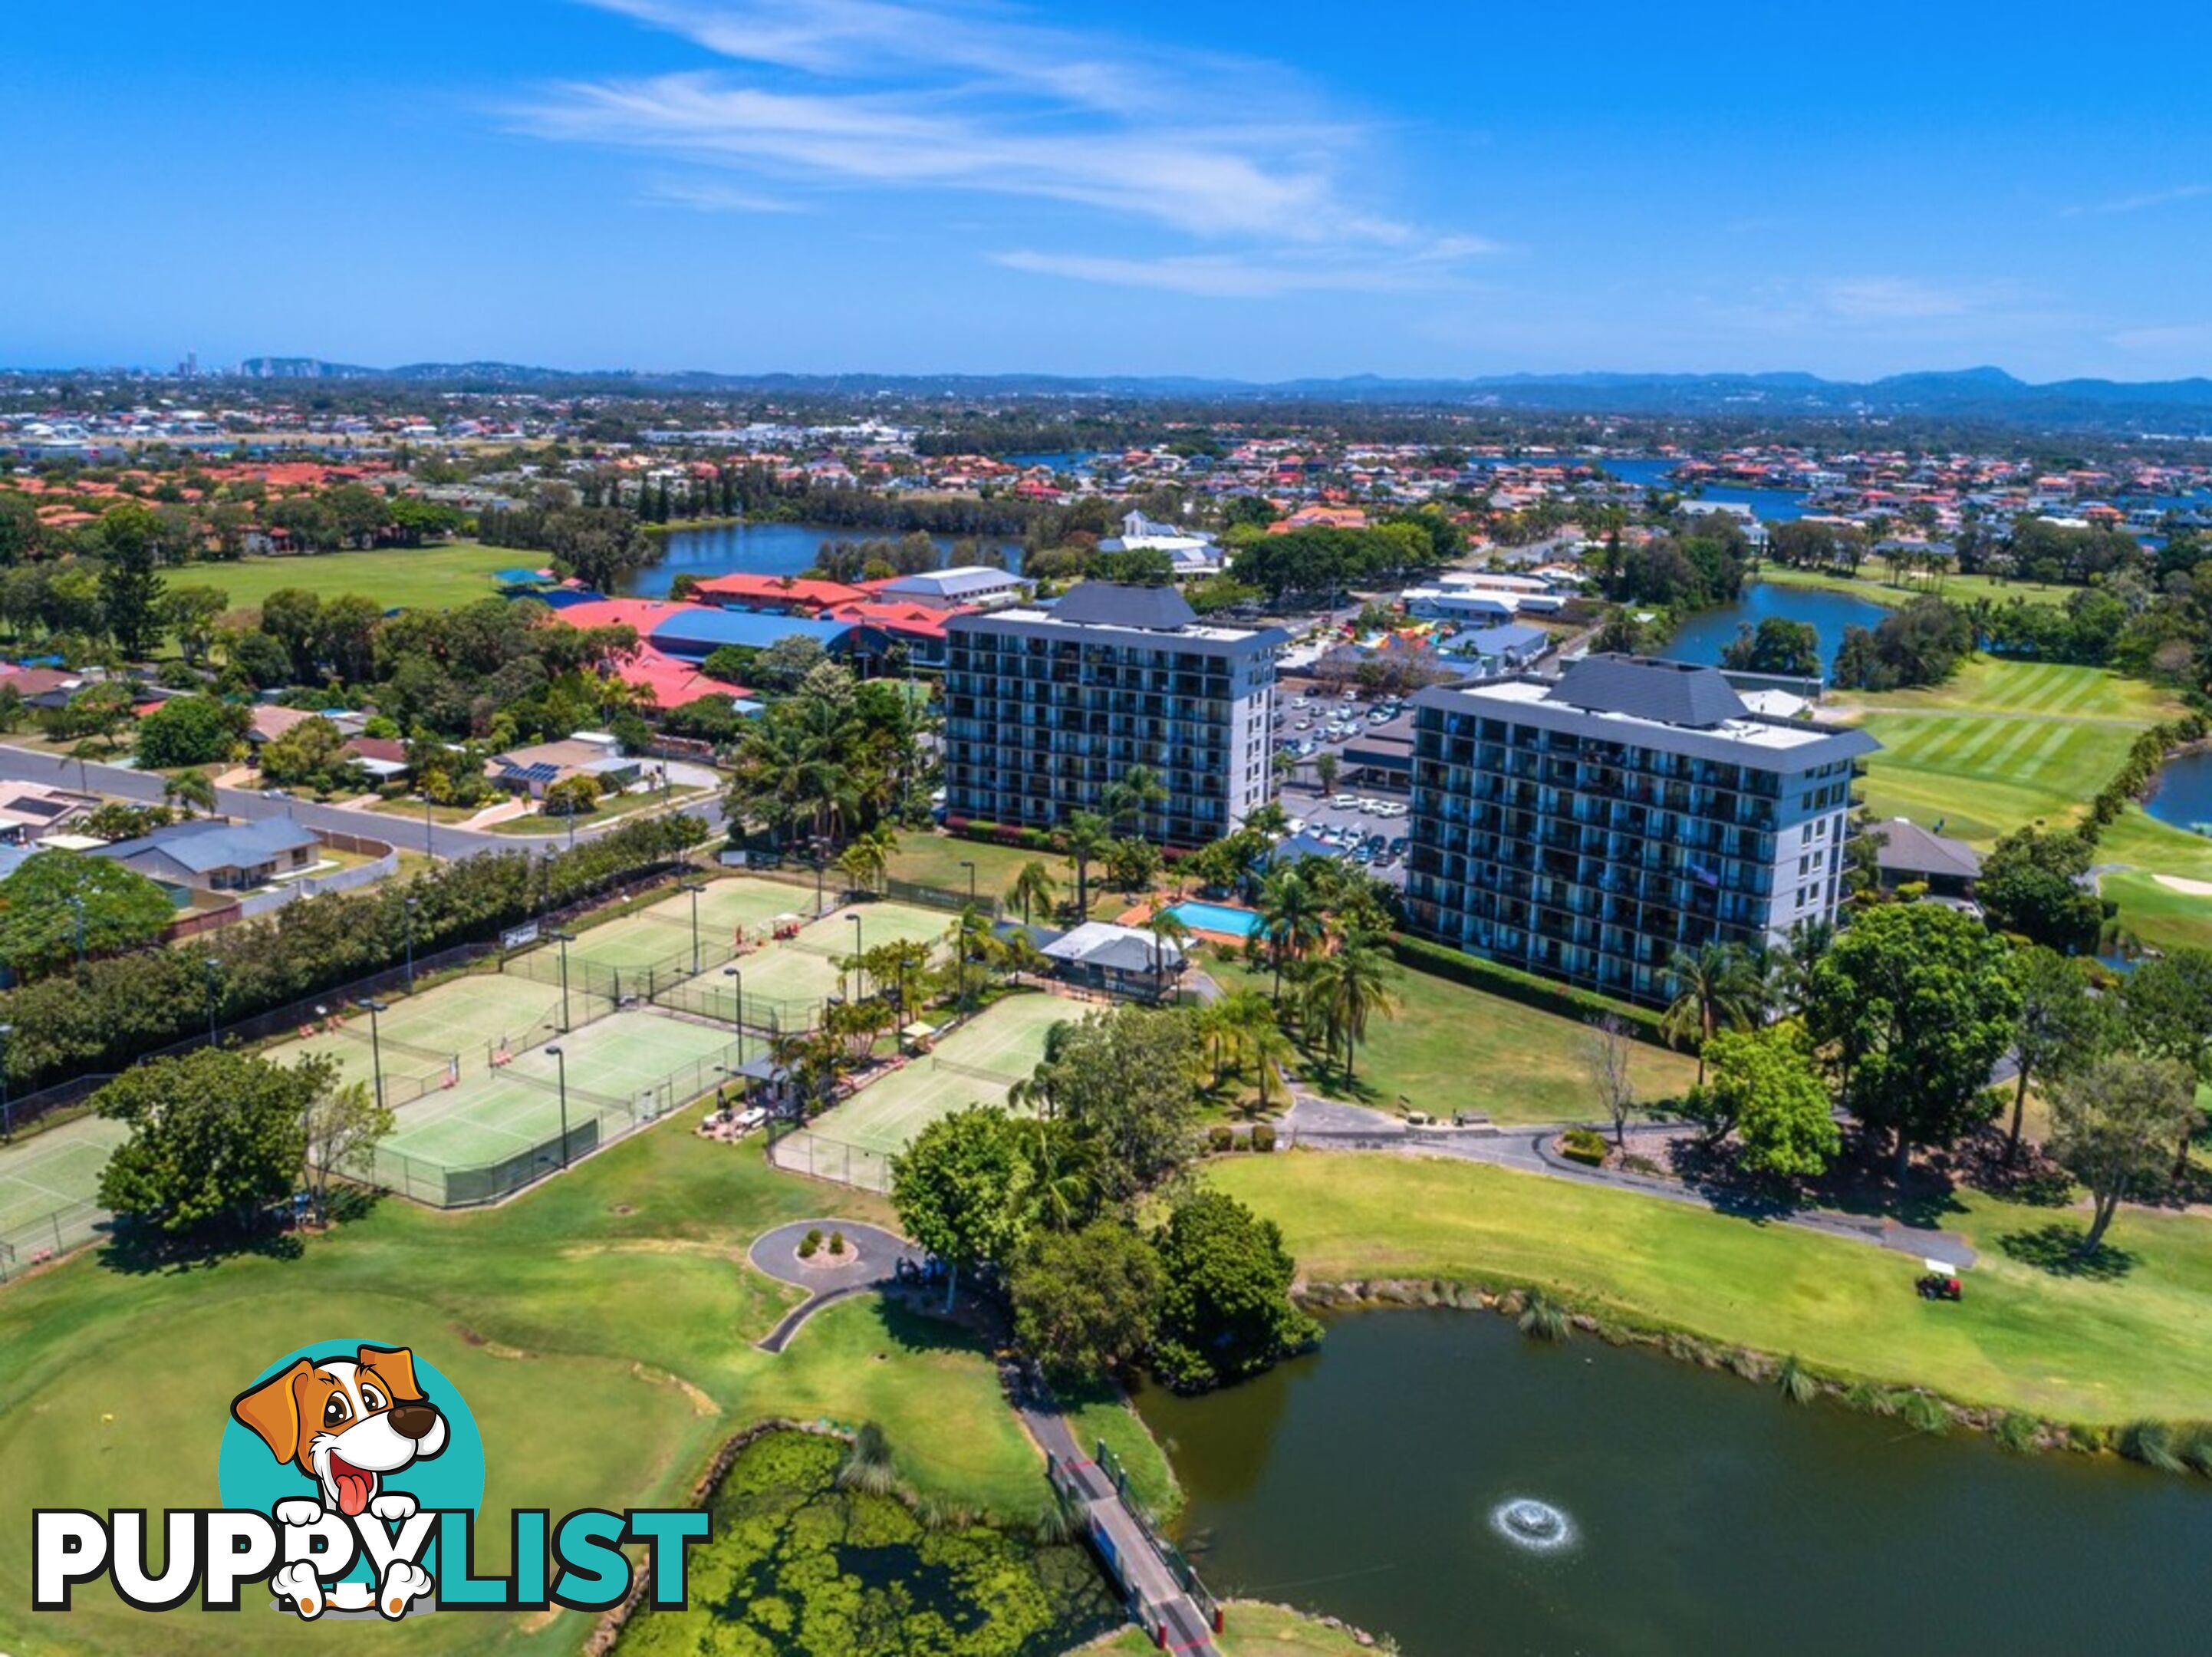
189, 539, 525, 614
0, 1112, 1171, 1657
1206, 954, 1698, 1124
1211, 1151, 2212, 1425
1089, 1603, 1373, 1655
1835, 658, 2211, 951
891, 833, 1128, 921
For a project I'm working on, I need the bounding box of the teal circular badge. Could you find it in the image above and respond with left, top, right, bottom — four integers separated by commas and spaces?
219, 1339, 486, 1522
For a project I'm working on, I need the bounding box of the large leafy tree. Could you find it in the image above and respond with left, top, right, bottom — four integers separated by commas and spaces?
2049, 1056, 2199, 1254
1151, 1190, 1319, 1392
1977, 826, 2105, 953
2118, 946, 2212, 1172
1808, 902, 2019, 1186
97, 1050, 322, 1234
2004, 947, 2109, 1161
97, 502, 170, 657
134, 694, 247, 769
1009, 1221, 1162, 1379
1697, 1024, 1839, 1181
0, 849, 176, 979
1028, 1006, 1201, 1210
303, 1077, 393, 1226
890, 1105, 1032, 1308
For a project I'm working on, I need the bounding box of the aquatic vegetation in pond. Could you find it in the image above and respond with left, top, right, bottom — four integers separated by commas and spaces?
616, 1430, 1120, 1657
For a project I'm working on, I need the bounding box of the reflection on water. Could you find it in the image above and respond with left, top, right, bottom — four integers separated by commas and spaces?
1135, 1309, 2211, 1656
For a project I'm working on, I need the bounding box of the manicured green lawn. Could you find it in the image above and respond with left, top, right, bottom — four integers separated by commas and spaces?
1831, 659, 2209, 949
1759, 565, 2075, 611
0, 1109, 1169, 1657
891, 832, 1130, 919
183, 539, 526, 614
1212, 1151, 2212, 1424
1207, 954, 1699, 1124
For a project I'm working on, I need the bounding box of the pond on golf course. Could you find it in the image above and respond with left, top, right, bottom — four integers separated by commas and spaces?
1133, 1309, 2210, 1655
2143, 746, 2212, 835
1659, 582, 1890, 678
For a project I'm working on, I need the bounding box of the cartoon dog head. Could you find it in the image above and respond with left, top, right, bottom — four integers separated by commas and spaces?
231, 1346, 449, 1517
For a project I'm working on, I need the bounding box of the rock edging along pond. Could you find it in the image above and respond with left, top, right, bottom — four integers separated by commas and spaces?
1292, 1278, 2212, 1475
604, 1424, 1122, 1657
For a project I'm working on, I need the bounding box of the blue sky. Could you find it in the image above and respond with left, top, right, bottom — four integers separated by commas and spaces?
5, 0, 2210, 381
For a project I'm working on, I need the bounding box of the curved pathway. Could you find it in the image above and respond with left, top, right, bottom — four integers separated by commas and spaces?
746, 1219, 920, 1352
1279, 1094, 1977, 1267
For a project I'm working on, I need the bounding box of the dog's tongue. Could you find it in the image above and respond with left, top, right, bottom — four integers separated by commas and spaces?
334, 1468, 373, 1517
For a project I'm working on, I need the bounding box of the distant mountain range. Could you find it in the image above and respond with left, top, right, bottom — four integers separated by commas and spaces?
225, 358, 2212, 429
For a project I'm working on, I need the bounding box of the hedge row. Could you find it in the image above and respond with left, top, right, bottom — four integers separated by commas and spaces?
1387, 933, 1669, 1043
2086, 713, 2210, 835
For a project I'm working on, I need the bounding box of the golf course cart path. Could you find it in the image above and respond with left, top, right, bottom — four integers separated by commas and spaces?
1279, 1095, 1978, 1268
747, 1219, 920, 1352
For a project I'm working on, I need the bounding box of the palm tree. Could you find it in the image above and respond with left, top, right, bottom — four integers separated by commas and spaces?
1144, 909, 1193, 1000
1059, 811, 1112, 917
164, 767, 216, 819
1659, 942, 1762, 1085
950, 903, 996, 1011
1103, 763, 1167, 830
1016, 1117, 1095, 1233
996, 928, 1048, 988
1221, 989, 1289, 1109
835, 842, 879, 898
1257, 869, 1326, 1003
1300, 941, 1400, 1085
1006, 859, 1058, 927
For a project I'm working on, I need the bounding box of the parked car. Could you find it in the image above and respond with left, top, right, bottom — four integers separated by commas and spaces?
1331, 792, 1357, 808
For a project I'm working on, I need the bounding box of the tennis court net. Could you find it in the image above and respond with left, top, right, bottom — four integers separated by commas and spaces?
930, 1053, 1030, 1088
322, 1018, 458, 1069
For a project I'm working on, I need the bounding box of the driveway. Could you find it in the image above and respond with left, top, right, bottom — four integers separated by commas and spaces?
746, 1219, 920, 1352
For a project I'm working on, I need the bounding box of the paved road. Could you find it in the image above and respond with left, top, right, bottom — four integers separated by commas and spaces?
746, 1219, 919, 1352
0, 743, 724, 861
1279, 1093, 1978, 1267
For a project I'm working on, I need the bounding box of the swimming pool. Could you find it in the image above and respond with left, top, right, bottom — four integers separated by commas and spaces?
1167, 900, 1263, 939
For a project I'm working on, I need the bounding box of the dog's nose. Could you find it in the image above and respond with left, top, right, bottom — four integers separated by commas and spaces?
387, 1403, 439, 1441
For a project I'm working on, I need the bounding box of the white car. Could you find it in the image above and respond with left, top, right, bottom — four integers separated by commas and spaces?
1356, 796, 1382, 813
1284, 817, 1307, 836
1331, 792, 1358, 809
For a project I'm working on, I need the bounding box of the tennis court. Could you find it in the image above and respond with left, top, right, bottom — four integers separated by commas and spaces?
259, 973, 573, 1101
567, 878, 805, 973
809, 992, 1075, 1157
374, 1009, 739, 1173
0, 1114, 126, 1240
722, 900, 955, 1008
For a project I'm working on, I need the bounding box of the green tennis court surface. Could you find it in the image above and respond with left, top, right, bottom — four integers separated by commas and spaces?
258, 973, 571, 1099
566, 878, 807, 973
0, 1115, 127, 1239
375, 1009, 739, 1171
811, 993, 1075, 1158
719, 900, 954, 1007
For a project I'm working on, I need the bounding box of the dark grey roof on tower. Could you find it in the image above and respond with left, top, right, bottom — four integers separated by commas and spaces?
1047, 581, 1198, 631
1544, 654, 1747, 728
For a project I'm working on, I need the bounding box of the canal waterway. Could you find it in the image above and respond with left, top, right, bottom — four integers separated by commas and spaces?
1658, 582, 1890, 677
623, 522, 1021, 597
1135, 1309, 2210, 1656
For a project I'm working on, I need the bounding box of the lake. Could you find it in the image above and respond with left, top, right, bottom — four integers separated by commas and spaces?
1136, 1309, 2211, 1656
1660, 582, 1890, 677
2145, 747, 2212, 835
1595, 458, 1811, 520
622, 522, 1021, 597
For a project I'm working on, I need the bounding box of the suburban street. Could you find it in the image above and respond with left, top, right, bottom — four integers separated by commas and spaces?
0, 743, 724, 861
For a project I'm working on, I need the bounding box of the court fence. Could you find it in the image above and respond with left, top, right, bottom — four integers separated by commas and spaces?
0, 1200, 111, 1283
765, 1123, 894, 1194
344, 1040, 746, 1210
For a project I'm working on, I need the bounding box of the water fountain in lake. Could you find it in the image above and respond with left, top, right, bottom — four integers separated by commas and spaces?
1489, 1497, 1577, 1554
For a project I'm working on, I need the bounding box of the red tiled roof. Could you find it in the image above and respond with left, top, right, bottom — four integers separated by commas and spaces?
692, 574, 866, 611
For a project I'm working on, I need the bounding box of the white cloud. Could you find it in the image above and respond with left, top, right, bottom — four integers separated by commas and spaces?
640, 177, 801, 212
507, 0, 1492, 294
2063, 183, 2212, 217
1817, 276, 2003, 324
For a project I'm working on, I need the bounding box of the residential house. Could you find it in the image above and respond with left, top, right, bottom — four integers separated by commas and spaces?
487, 735, 642, 799
93, 817, 320, 894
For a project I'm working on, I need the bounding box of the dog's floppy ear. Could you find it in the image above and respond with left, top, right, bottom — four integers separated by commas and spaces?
357, 1345, 425, 1403
232, 1359, 312, 1462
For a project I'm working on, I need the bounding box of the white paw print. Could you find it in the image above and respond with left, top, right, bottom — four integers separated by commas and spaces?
377, 1559, 434, 1619
272, 1560, 324, 1619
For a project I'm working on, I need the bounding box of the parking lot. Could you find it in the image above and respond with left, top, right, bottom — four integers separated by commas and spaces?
1271, 682, 1415, 885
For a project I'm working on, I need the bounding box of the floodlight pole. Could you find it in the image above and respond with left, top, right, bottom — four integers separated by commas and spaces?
546, 1045, 571, 1168
0, 1023, 14, 1141
850, 914, 864, 1001
548, 929, 576, 1032
356, 998, 388, 1114
681, 879, 704, 976
203, 958, 222, 1046
723, 965, 744, 1062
